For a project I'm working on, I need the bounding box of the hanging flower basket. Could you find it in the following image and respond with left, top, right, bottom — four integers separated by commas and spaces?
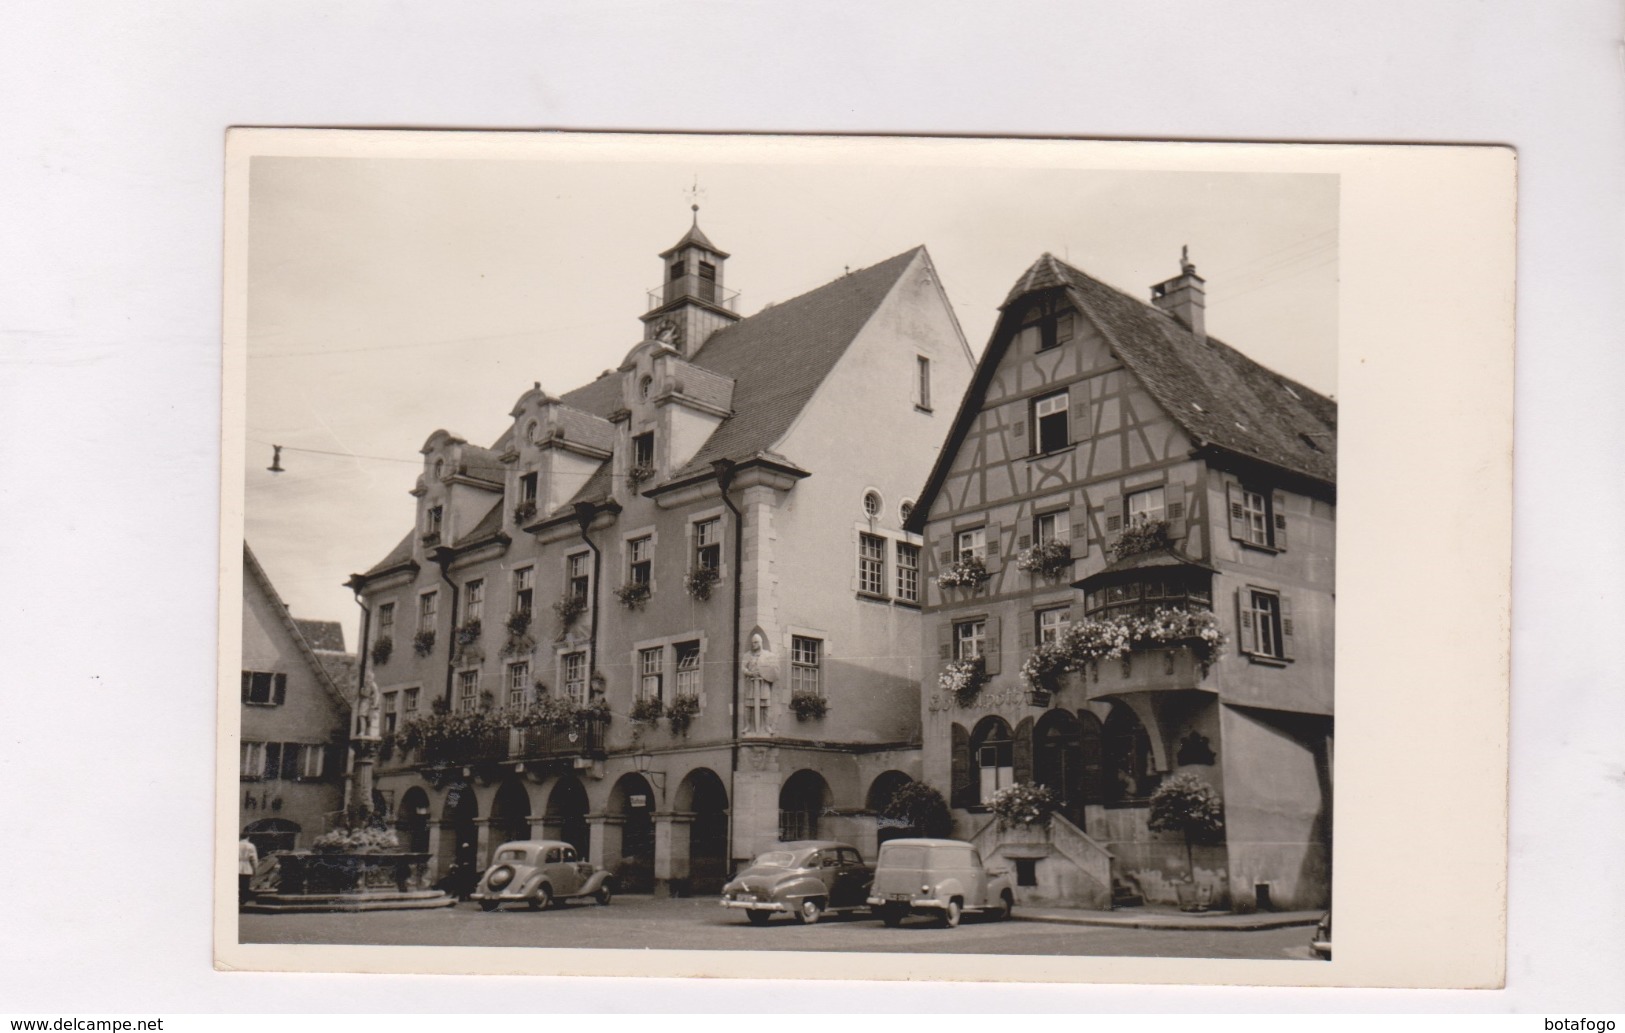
552, 593, 587, 628
412, 630, 437, 658
667, 694, 700, 735
370, 636, 394, 666
614, 582, 650, 610
684, 566, 720, 601
939, 655, 988, 707
1015, 539, 1072, 579
936, 556, 990, 590
789, 691, 829, 721
1110, 518, 1172, 562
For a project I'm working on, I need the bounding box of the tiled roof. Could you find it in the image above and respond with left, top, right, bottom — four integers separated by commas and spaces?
559, 368, 631, 418
293, 619, 346, 653
1042, 255, 1336, 484
456, 499, 505, 547
455, 444, 507, 486
672, 246, 923, 478
660, 219, 729, 259
362, 529, 415, 577
909, 253, 1335, 533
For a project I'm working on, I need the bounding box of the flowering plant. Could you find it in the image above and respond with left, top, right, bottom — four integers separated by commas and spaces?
1110, 518, 1171, 562
684, 566, 720, 601
412, 629, 437, 657
990, 782, 1056, 830
455, 619, 482, 647
553, 593, 587, 627
580, 696, 611, 723
614, 582, 650, 610
512, 499, 537, 524
630, 696, 663, 724
1015, 539, 1072, 579
505, 609, 532, 637
936, 555, 990, 589
398, 708, 506, 766
789, 691, 828, 721
511, 692, 578, 731
938, 655, 988, 706
370, 636, 394, 666
1022, 607, 1226, 682
312, 826, 401, 855
667, 694, 700, 734
627, 463, 656, 487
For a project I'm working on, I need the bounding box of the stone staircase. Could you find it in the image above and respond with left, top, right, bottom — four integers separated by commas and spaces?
971, 812, 1116, 910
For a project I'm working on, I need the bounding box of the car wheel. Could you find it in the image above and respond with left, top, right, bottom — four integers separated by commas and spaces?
796, 898, 824, 925
594, 887, 613, 907
940, 899, 962, 928
745, 910, 771, 926
880, 905, 906, 928
530, 884, 553, 911
478, 900, 500, 912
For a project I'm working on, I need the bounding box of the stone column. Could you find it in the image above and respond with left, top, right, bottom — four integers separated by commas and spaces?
654, 811, 695, 898
731, 745, 782, 868
473, 817, 494, 866
588, 814, 624, 874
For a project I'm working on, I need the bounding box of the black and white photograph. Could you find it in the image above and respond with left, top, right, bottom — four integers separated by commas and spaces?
226, 131, 1348, 972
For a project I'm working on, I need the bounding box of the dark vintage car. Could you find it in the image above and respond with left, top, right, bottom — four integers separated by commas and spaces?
719, 840, 874, 925
470, 840, 614, 912
866, 837, 1014, 928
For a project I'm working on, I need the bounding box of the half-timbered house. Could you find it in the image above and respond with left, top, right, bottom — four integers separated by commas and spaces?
907, 252, 1335, 912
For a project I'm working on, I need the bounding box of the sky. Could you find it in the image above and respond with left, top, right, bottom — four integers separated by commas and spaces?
244, 148, 1338, 634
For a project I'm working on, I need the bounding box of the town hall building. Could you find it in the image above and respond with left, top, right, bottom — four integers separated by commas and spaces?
906, 251, 1335, 912
347, 217, 974, 895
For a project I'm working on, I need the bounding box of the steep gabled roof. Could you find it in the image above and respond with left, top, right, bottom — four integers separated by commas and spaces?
294, 619, 346, 653
362, 529, 416, 577
909, 253, 1336, 532
244, 543, 352, 710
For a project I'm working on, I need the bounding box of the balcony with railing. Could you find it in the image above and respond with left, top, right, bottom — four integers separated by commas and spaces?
647, 274, 739, 313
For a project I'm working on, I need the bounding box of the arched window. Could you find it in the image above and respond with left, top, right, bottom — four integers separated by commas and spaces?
969, 716, 1014, 805
639, 375, 653, 400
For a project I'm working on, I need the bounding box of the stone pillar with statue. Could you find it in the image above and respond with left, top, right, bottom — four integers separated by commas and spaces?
349, 669, 384, 823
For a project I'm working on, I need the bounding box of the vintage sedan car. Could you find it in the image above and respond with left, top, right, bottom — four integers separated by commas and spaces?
470, 840, 613, 912
719, 840, 874, 925
866, 837, 1014, 928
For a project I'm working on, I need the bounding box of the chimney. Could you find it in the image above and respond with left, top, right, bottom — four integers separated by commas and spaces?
1150, 246, 1206, 344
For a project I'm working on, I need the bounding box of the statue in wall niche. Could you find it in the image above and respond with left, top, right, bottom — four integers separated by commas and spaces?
741, 631, 777, 736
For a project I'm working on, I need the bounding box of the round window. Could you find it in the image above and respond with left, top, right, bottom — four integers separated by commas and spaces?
899, 500, 915, 524
863, 490, 883, 518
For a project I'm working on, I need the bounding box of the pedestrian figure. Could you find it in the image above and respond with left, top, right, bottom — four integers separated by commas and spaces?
238, 836, 260, 906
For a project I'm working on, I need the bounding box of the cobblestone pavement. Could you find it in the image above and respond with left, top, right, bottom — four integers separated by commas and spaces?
240, 895, 1320, 960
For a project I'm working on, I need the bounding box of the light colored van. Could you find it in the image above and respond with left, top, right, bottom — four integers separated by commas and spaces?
866, 837, 1014, 928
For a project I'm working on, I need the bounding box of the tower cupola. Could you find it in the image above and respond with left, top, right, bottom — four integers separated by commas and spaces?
640, 205, 741, 356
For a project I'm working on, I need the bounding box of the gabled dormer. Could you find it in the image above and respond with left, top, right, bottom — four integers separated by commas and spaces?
639, 209, 741, 357
504, 383, 615, 527
412, 430, 505, 555
613, 338, 735, 498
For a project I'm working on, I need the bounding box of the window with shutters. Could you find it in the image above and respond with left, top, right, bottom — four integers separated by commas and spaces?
241, 670, 286, 706
791, 636, 823, 697
858, 533, 886, 596
896, 542, 921, 603
240, 741, 266, 780
955, 527, 986, 562
1226, 482, 1288, 551
1239, 587, 1292, 661
1127, 486, 1165, 525
637, 646, 664, 702
1037, 606, 1071, 646
297, 743, 327, 779
1034, 509, 1070, 546
1032, 390, 1070, 454
955, 619, 987, 661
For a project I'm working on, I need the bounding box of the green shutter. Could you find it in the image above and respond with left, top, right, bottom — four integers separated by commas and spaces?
1227, 483, 1249, 542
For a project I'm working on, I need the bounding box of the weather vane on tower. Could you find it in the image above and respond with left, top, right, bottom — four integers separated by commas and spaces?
686, 174, 705, 222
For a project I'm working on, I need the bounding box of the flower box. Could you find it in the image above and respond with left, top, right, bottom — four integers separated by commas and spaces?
614, 582, 650, 610
684, 566, 720, 601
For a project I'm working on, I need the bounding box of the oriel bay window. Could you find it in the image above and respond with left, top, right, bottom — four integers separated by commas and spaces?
858, 533, 886, 596
1083, 571, 1213, 618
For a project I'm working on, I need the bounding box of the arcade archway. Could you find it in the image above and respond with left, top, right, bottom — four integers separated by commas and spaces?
396, 787, 432, 853
490, 779, 532, 858
545, 775, 590, 856
675, 767, 729, 895
778, 769, 832, 842
608, 773, 656, 893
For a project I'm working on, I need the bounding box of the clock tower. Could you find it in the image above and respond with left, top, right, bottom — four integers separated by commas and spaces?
640, 206, 740, 356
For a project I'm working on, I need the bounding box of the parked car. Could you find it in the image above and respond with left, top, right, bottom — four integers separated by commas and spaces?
866, 837, 1014, 928
720, 840, 874, 925
470, 840, 613, 912
1311, 910, 1332, 960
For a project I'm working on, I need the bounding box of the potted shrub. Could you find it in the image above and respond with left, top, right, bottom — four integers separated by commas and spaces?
878, 782, 953, 839
412, 629, 436, 657
370, 636, 394, 666
667, 694, 700, 735
1015, 539, 1072, 580
936, 555, 990, 591
684, 566, 720, 601
552, 593, 587, 629
789, 691, 828, 721
630, 696, 663, 724
938, 655, 988, 707
1147, 772, 1225, 911
614, 582, 650, 610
